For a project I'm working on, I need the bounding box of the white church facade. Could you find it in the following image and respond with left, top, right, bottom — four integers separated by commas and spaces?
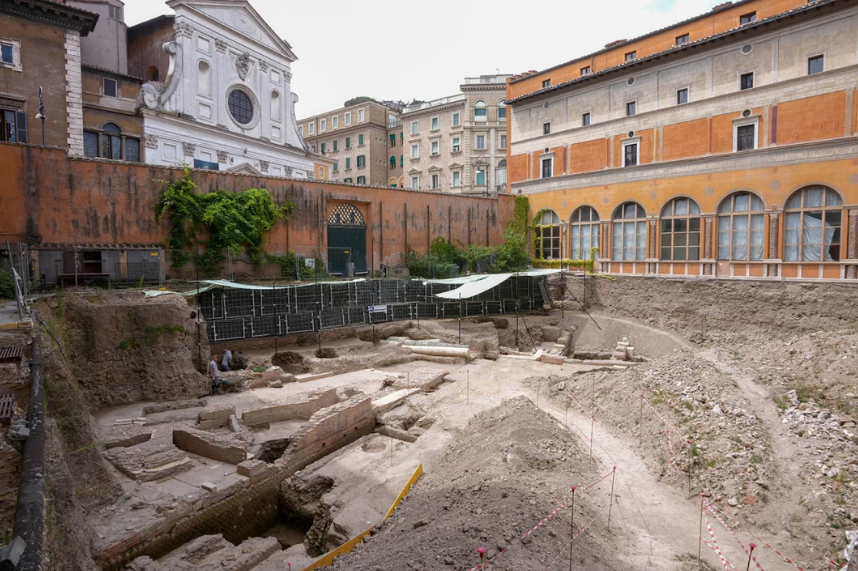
130, 0, 330, 179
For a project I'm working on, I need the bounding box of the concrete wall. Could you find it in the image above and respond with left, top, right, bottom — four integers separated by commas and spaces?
0, 144, 514, 272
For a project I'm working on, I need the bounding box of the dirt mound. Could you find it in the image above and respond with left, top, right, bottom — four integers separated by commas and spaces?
331, 397, 622, 571
61, 294, 208, 407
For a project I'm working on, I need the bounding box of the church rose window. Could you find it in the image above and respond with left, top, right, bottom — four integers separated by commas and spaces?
228, 90, 254, 125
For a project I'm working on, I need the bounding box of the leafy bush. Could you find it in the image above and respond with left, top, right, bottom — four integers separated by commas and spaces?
0, 270, 15, 299
266, 253, 328, 281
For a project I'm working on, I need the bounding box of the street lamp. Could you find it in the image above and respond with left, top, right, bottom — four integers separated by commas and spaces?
35, 86, 46, 146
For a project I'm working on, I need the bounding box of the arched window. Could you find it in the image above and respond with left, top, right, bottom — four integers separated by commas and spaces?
660, 198, 701, 261
101, 122, 122, 160
474, 100, 487, 122
612, 202, 647, 261
496, 159, 507, 188
390, 156, 396, 168
570, 206, 600, 260
271, 90, 281, 121
498, 101, 507, 121
197, 60, 211, 97
534, 210, 561, 259
784, 186, 843, 262
717, 192, 765, 261
147, 65, 159, 82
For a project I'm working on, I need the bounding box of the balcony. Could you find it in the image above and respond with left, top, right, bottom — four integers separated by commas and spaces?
403, 94, 466, 113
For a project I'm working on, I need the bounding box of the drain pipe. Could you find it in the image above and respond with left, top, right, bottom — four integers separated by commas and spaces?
13, 321, 45, 571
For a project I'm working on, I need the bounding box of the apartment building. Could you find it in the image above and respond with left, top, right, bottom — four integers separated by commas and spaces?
298, 101, 398, 186
399, 75, 510, 194
506, 0, 858, 282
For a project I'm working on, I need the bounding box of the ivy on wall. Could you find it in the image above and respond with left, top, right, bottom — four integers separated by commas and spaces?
154, 169, 296, 273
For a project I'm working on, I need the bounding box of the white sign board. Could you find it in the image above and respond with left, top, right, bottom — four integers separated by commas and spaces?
368, 305, 388, 314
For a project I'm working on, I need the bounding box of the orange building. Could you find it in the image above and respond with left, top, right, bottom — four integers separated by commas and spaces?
506, 0, 858, 280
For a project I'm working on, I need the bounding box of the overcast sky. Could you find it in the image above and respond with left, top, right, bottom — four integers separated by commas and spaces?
124, 0, 720, 118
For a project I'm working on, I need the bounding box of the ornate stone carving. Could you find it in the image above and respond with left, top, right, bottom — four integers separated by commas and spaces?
215, 39, 227, 53
183, 142, 196, 157
260, 160, 269, 173
217, 151, 228, 163
259, 61, 269, 72
140, 42, 182, 111
235, 53, 252, 80
284, 71, 292, 83
174, 21, 193, 38
144, 134, 158, 149
285, 166, 293, 177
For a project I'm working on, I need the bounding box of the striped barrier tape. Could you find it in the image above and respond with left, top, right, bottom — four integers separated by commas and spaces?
642, 394, 691, 444
703, 500, 765, 571
706, 517, 736, 570
543, 513, 600, 571
466, 470, 613, 571
824, 557, 846, 570
561, 390, 620, 466
704, 499, 806, 571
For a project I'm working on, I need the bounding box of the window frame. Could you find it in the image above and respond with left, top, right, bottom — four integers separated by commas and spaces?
476, 134, 486, 150
540, 155, 554, 179
358, 108, 365, 122
659, 198, 702, 262
498, 102, 507, 121
309, 122, 315, 135
357, 155, 366, 168
676, 33, 690, 46
784, 186, 843, 263
733, 118, 759, 152
740, 11, 757, 25
626, 101, 636, 116
625, 51, 637, 62
542, 79, 551, 88
676, 88, 689, 105
582, 112, 591, 127
543, 122, 551, 135
431, 140, 440, 155
411, 176, 419, 190
740, 72, 755, 90
431, 173, 440, 189
411, 143, 419, 159
474, 100, 487, 123
0, 39, 22, 72
622, 139, 639, 168
499, 134, 507, 149
611, 202, 648, 261
717, 192, 766, 262
320, 118, 326, 132
411, 121, 418, 135
332, 115, 338, 129
431, 116, 439, 131
357, 175, 366, 185
452, 171, 461, 188
452, 137, 461, 153
103, 77, 118, 98
807, 54, 825, 75
534, 210, 562, 260
345, 112, 351, 125
452, 112, 460, 127
570, 206, 601, 261
580, 66, 591, 76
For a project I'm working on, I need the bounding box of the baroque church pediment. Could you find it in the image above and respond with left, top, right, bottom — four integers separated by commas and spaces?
167, 0, 297, 61
226, 162, 263, 175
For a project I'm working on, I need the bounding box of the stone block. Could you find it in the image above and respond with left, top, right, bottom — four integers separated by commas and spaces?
540, 354, 566, 365
241, 388, 338, 427
173, 428, 246, 465
229, 415, 240, 433
201, 482, 218, 493
197, 404, 236, 430
105, 433, 152, 450
542, 326, 561, 342
237, 459, 268, 478
372, 389, 421, 414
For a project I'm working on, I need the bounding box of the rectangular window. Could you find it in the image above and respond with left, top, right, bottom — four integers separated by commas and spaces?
108, 4, 123, 21
333, 162, 339, 173
0, 44, 13, 64
357, 155, 365, 168
358, 134, 365, 146
580, 66, 591, 76
541, 157, 552, 179
309, 123, 315, 135
1, 110, 27, 143
345, 136, 351, 148
453, 171, 461, 187
411, 176, 419, 189
345, 157, 351, 170
626, 101, 636, 116
431, 141, 439, 155
332, 139, 338, 151
332, 116, 338, 128
411, 144, 419, 159
125, 138, 140, 162
103, 78, 118, 98
389, 134, 396, 148
543, 122, 551, 135
476, 135, 485, 149
411, 121, 418, 135
625, 51, 637, 62
345, 112, 351, 125
582, 112, 591, 126
358, 109, 365, 122
542, 79, 551, 88
431, 174, 440, 189
808, 55, 824, 75
452, 113, 460, 127
500, 135, 507, 149
344, 178, 353, 183
431, 117, 439, 130
298, 125, 304, 137
452, 137, 461, 152
320, 142, 326, 154
320, 119, 326, 132
83, 131, 99, 157
476, 170, 486, 186
740, 72, 754, 90
475, 107, 487, 122
736, 124, 756, 151
676, 33, 690, 45
357, 176, 366, 185
740, 12, 757, 25
498, 106, 507, 121
677, 88, 689, 105
623, 143, 638, 167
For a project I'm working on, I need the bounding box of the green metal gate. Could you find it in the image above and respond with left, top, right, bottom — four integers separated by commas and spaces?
327, 204, 367, 275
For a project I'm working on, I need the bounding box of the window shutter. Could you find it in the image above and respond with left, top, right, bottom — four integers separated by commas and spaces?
16, 111, 27, 144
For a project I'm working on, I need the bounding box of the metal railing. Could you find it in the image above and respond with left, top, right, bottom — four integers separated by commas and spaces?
462, 75, 513, 85
403, 94, 466, 113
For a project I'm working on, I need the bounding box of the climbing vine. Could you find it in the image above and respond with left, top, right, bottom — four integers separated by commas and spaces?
154, 169, 296, 273
531, 248, 600, 274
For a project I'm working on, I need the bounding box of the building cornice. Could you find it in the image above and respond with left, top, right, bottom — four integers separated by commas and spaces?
0, 0, 99, 35
513, 137, 858, 197
508, 0, 846, 104
399, 100, 466, 119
